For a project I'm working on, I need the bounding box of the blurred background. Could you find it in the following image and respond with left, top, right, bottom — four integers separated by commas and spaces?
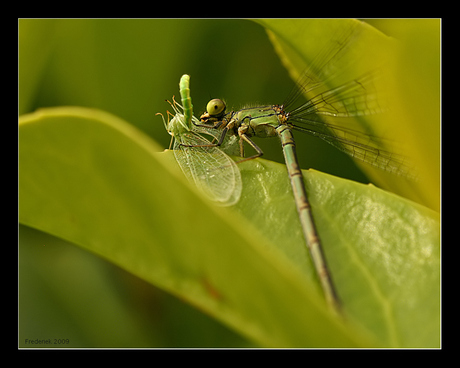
19, 19, 440, 347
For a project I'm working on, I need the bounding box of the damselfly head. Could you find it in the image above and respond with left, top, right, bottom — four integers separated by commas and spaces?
200, 98, 227, 124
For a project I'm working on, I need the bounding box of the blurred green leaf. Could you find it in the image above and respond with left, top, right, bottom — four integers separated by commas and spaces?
19, 225, 161, 347
19, 224, 249, 348
19, 107, 439, 347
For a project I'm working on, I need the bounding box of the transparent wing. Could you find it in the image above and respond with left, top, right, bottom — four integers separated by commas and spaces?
290, 119, 415, 178
285, 72, 417, 179
174, 130, 242, 206
288, 72, 385, 119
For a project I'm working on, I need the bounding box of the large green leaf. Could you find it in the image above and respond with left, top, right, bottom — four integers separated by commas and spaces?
19, 107, 439, 347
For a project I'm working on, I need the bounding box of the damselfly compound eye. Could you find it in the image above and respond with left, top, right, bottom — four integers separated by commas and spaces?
206, 99, 226, 116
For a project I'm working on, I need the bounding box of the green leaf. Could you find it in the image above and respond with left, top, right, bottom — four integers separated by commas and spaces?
19, 107, 439, 347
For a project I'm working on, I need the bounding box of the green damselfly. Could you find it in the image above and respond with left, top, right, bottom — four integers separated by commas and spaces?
158, 75, 242, 206
190, 24, 415, 315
